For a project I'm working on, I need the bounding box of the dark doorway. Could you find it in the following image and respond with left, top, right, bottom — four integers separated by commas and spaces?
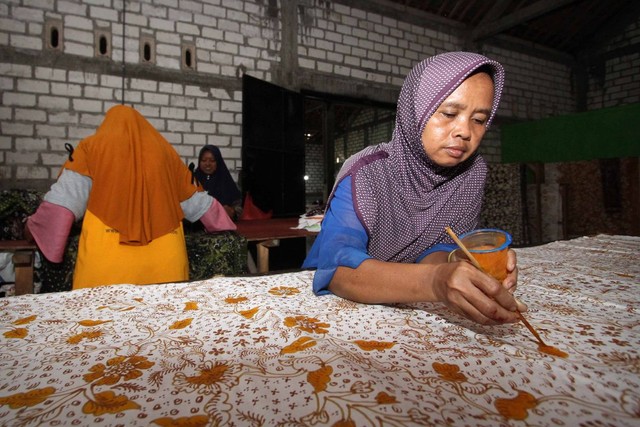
242, 74, 305, 218
242, 77, 396, 214
303, 91, 396, 204
241, 79, 397, 271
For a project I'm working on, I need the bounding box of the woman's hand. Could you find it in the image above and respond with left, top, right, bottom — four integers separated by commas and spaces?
330, 251, 525, 326
432, 260, 521, 325
223, 205, 235, 219
23, 220, 34, 243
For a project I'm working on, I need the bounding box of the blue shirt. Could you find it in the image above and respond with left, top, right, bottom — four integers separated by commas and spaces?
303, 177, 455, 295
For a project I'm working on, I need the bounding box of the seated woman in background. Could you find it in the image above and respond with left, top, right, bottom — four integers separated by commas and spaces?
303, 51, 527, 325
25, 105, 236, 289
194, 145, 243, 221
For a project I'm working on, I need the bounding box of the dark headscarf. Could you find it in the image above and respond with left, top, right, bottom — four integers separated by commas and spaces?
194, 145, 242, 206
331, 51, 505, 262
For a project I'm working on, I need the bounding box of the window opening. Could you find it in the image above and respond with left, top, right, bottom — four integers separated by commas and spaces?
143, 43, 151, 61
50, 27, 59, 48
99, 35, 108, 55
181, 42, 196, 70
94, 29, 111, 58
44, 19, 63, 52
139, 35, 156, 64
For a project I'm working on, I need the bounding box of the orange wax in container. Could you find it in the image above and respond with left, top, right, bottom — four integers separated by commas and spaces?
448, 229, 512, 281
469, 242, 510, 281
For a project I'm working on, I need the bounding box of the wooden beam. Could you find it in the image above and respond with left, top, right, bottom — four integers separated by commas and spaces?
486, 33, 576, 67
576, 2, 640, 60
475, 0, 511, 26
471, 0, 581, 41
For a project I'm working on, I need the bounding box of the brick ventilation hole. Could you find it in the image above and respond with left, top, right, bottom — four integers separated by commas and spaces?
44, 19, 63, 52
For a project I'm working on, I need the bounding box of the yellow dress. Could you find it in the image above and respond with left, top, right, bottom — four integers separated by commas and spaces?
73, 210, 188, 289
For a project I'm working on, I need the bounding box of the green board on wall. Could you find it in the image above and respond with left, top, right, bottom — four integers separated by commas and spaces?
501, 103, 640, 163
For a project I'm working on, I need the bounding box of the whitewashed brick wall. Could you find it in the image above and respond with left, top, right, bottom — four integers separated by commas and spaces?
0, 0, 637, 191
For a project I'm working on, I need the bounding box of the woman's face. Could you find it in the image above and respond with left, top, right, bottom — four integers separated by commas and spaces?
421, 72, 494, 168
199, 151, 217, 175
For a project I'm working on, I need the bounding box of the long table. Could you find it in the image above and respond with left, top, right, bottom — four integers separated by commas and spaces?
1, 234, 639, 426
235, 218, 317, 272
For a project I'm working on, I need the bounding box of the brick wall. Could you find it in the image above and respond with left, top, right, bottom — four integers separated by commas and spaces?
0, 0, 637, 195
304, 141, 323, 202
586, 15, 640, 109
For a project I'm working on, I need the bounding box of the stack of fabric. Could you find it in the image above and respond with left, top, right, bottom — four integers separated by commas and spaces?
295, 204, 325, 232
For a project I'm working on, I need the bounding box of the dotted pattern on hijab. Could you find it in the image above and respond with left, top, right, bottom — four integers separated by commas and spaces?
332, 52, 504, 262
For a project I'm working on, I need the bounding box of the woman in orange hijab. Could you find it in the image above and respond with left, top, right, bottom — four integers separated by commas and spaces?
26, 105, 235, 289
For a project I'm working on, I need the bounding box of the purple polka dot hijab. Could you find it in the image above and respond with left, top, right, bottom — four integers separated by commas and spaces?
331, 51, 505, 262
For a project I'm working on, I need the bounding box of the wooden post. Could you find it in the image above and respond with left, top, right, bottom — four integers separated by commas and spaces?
13, 250, 34, 296
256, 239, 280, 273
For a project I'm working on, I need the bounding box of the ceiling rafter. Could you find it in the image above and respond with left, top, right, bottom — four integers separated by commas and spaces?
471, 0, 581, 42
475, 0, 512, 27
336, 0, 636, 61
576, 1, 640, 60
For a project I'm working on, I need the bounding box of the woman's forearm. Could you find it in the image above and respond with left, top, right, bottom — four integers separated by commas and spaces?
329, 259, 440, 304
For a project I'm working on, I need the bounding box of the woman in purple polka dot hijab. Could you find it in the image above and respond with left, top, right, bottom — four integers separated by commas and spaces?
303, 51, 527, 325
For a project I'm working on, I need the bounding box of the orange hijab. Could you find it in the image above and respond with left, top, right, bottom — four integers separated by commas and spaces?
64, 105, 200, 245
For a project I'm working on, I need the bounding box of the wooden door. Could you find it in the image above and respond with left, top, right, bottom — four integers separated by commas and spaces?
242, 75, 305, 217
